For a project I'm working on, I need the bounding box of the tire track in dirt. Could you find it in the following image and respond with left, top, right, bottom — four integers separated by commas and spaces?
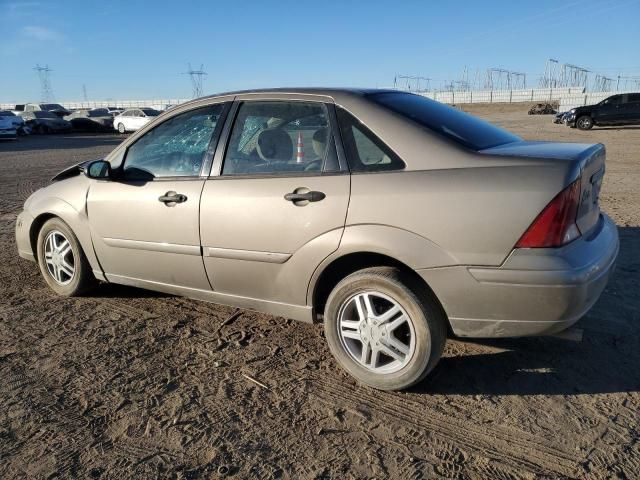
310, 374, 579, 477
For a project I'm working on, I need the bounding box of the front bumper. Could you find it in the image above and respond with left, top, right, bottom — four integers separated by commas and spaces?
16, 210, 35, 262
0, 129, 17, 139
418, 214, 619, 338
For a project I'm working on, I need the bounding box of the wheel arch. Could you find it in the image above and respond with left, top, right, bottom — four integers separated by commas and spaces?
29, 212, 57, 260
26, 198, 103, 278
310, 251, 450, 332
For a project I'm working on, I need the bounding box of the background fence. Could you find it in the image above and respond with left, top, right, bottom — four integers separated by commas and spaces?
0, 99, 188, 110
2, 88, 637, 113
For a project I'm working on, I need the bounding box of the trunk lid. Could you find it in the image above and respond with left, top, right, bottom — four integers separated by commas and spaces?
480, 141, 605, 236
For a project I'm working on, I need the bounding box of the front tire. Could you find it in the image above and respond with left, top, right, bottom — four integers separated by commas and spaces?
323, 267, 447, 391
36, 218, 97, 296
576, 115, 593, 130
117, 123, 126, 134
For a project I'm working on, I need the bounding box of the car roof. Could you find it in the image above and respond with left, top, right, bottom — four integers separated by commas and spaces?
182, 87, 396, 105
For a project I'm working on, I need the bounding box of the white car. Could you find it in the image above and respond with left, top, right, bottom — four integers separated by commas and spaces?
113, 108, 161, 133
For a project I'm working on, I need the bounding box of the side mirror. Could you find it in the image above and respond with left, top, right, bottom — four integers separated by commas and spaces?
85, 159, 112, 179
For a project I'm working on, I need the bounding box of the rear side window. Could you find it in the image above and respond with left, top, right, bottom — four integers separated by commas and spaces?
368, 92, 520, 151
222, 101, 338, 175
628, 94, 640, 103
336, 107, 405, 172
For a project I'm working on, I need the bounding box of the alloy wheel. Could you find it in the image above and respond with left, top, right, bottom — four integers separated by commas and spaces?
44, 230, 75, 285
337, 291, 416, 374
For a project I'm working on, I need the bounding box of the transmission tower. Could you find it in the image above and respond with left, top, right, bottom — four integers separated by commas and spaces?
453, 66, 471, 91
593, 75, 613, 92
82, 84, 88, 101
560, 63, 589, 88
34, 64, 54, 102
616, 76, 640, 91
393, 74, 432, 92
183, 63, 207, 98
485, 68, 512, 90
539, 58, 560, 88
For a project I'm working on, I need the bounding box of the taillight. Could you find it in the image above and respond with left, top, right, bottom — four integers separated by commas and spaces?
515, 179, 581, 248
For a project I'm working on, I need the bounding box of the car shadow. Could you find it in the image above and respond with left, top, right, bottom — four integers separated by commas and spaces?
90, 282, 171, 299
593, 126, 640, 130
412, 226, 640, 396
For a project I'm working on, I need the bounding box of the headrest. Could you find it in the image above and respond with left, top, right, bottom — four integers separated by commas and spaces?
257, 128, 293, 162
312, 128, 328, 158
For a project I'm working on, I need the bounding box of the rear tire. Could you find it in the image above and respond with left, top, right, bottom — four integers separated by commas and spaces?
117, 123, 126, 134
323, 267, 447, 391
36, 218, 97, 296
576, 115, 593, 130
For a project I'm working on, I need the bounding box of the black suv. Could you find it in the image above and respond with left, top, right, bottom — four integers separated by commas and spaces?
567, 93, 640, 130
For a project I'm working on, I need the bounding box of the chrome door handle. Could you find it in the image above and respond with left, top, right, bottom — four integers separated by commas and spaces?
158, 191, 187, 204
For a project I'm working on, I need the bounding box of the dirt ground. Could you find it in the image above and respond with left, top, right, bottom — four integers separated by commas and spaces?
0, 105, 638, 479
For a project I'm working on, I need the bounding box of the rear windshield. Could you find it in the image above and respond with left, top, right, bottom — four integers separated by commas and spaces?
368, 92, 520, 150
141, 108, 160, 116
89, 109, 110, 116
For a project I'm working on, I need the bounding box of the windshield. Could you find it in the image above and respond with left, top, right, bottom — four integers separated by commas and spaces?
34, 111, 58, 119
368, 92, 520, 150
41, 103, 66, 111
141, 108, 160, 116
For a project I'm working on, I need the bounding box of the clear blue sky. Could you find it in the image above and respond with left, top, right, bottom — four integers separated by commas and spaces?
1, 0, 639, 102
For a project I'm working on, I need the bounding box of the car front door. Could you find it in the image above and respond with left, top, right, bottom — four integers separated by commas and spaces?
199, 98, 350, 310
87, 102, 229, 290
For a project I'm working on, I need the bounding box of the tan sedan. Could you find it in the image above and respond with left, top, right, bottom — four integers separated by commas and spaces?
16, 89, 618, 390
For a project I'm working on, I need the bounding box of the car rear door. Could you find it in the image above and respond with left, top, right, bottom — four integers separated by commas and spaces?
623, 93, 640, 124
199, 97, 350, 309
87, 101, 230, 290
596, 95, 625, 124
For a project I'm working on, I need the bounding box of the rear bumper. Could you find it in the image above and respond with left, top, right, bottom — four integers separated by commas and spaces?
417, 214, 619, 338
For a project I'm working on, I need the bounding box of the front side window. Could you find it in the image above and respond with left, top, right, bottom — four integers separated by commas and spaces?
222, 101, 337, 175
122, 104, 224, 179
336, 107, 405, 172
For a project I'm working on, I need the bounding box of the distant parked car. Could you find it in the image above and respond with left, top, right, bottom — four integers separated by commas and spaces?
23, 103, 71, 118
0, 116, 17, 140
20, 111, 72, 133
0, 110, 27, 134
113, 108, 161, 133
105, 107, 124, 116
553, 111, 572, 125
566, 93, 640, 130
64, 108, 114, 132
